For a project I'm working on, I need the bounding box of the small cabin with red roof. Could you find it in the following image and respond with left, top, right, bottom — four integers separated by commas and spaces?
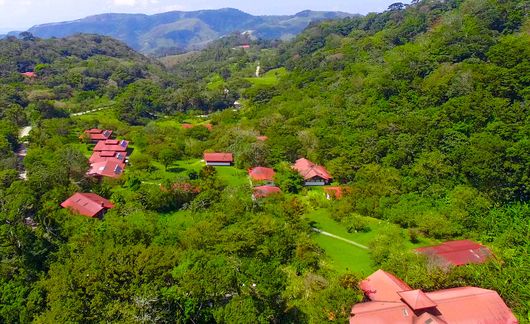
253, 185, 281, 199
204, 152, 233, 166
21, 71, 36, 78
93, 139, 129, 153
415, 240, 493, 267
293, 158, 332, 186
248, 167, 275, 183
351, 269, 517, 324
181, 123, 194, 129
87, 159, 125, 178
256, 135, 268, 141
81, 129, 113, 143
61, 192, 114, 218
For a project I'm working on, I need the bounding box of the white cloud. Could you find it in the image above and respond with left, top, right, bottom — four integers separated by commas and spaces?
113, 0, 136, 6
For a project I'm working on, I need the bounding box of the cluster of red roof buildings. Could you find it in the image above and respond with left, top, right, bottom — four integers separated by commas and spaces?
248, 166, 280, 199
82, 129, 129, 179
351, 269, 517, 323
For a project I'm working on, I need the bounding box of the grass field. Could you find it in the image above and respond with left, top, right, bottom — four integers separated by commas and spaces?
246, 67, 287, 86
306, 209, 381, 274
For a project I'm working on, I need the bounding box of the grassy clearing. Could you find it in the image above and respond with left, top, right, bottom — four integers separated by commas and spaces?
246, 67, 287, 86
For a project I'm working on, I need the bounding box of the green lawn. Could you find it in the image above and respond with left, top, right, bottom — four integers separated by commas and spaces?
305, 209, 380, 274
246, 67, 287, 86
305, 208, 435, 274
215, 165, 249, 187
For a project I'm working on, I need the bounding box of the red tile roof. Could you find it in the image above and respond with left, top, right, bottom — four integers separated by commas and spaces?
397, 290, 437, 310
182, 123, 194, 129
82, 129, 113, 141
293, 158, 332, 181
351, 270, 518, 324
203, 152, 233, 163
256, 136, 268, 141
93, 139, 128, 152
21, 71, 36, 78
60, 192, 114, 218
89, 151, 126, 164
415, 240, 493, 267
249, 167, 275, 182
253, 185, 281, 198
359, 269, 412, 302
87, 159, 125, 178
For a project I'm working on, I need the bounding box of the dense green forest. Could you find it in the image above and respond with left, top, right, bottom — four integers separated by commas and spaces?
0, 0, 529, 322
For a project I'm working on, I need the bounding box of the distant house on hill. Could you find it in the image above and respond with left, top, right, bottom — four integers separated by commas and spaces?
249, 167, 275, 182
87, 159, 125, 178
415, 240, 493, 267
351, 269, 517, 323
204, 152, 233, 166
81, 128, 113, 142
293, 158, 332, 186
61, 192, 114, 218
93, 139, 128, 152
253, 185, 281, 199
256, 135, 268, 141
181, 123, 194, 129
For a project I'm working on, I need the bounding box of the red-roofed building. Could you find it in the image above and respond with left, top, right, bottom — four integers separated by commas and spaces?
21, 71, 36, 78
351, 269, 518, 324
87, 159, 125, 178
249, 167, 275, 182
253, 185, 281, 199
60, 192, 114, 218
359, 269, 412, 302
89, 151, 126, 164
416, 240, 493, 267
204, 152, 233, 166
93, 139, 129, 152
182, 123, 194, 129
256, 135, 268, 141
293, 158, 332, 186
82, 129, 113, 143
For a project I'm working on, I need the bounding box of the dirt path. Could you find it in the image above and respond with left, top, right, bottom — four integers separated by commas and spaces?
312, 228, 369, 250
17, 126, 32, 180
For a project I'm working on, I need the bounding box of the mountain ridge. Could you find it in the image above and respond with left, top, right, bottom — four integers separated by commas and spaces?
20, 8, 355, 56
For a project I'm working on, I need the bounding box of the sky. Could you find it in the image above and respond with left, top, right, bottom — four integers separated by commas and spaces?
0, 0, 410, 32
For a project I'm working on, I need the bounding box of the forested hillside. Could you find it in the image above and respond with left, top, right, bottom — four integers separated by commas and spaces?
0, 0, 529, 322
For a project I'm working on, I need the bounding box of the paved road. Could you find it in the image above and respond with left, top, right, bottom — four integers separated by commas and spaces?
312, 228, 369, 250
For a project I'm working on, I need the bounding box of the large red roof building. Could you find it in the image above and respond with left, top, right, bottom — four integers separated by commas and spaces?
416, 240, 493, 267
89, 151, 126, 164
204, 152, 233, 166
61, 193, 114, 218
93, 139, 129, 152
87, 159, 125, 178
351, 269, 518, 324
82, 129, 113, 142
248, 167, 275, 182
293, 158, 332, 186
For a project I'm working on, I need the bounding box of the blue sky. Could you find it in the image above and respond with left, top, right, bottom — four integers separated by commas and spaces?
0, 0, 410, 32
